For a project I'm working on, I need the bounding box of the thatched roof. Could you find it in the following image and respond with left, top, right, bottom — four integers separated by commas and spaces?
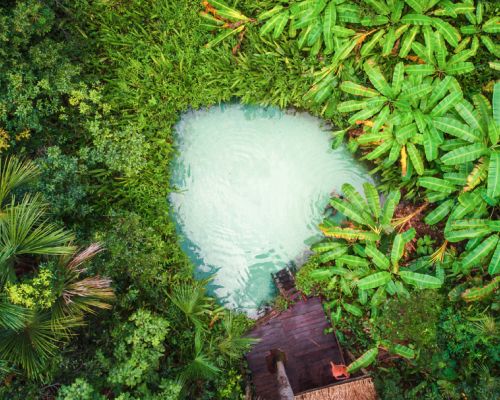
294, 377, 377, 400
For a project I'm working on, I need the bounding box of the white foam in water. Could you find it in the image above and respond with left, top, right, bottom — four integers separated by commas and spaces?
170, 104, 371, 316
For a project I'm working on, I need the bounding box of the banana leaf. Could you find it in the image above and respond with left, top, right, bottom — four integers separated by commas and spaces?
399, 271, 443, 289
357, 271, 392, 290
347, 348, 378, 373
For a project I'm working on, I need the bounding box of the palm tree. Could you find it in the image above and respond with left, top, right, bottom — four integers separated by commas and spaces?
0, 156, 39, 206
0, 157, 75, 283
167, 281, 216, 328
0, 156, 114, 380
51, 243, 114, 320
216, 313, 258, 361
180, 328, 220, 384
0, 307, 81, 379
0, 244, 114, 379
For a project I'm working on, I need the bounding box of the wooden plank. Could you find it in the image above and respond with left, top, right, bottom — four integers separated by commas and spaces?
246, 296, 345, 400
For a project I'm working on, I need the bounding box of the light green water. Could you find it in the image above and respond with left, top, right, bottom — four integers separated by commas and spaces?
170, 104, 371, 315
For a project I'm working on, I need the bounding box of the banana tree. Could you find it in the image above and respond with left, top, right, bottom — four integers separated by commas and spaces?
201, 1, 254, 52
420, 86, 500, 275
460, 0, 500, 57
407, 28, 475, 76
358, 0, 472, 57
420, 186, 498, 275
341, 340, 415, 374
258, 0, 364, 57
314, 183, 443, 319
336, 59, 464, 177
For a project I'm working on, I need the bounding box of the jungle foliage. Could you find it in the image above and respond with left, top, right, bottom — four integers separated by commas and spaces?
0, 0, 499, 399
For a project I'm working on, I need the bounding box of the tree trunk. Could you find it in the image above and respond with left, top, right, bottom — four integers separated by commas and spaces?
276, 360, 294, 400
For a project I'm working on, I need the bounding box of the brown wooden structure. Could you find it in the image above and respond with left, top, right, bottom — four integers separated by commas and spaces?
246, 268, 377, 400
246, 297, 345, 399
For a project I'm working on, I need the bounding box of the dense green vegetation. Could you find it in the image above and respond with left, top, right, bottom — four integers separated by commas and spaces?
0, 0, 499, 399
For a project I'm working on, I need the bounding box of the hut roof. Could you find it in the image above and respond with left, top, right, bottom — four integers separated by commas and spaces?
293, 377, 377, 400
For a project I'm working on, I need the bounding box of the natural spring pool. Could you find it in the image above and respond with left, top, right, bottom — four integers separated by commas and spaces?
170, 104, 371, 315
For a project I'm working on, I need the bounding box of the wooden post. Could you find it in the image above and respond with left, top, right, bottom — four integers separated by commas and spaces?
276, 358, 294, 400
267, 349, 294, 400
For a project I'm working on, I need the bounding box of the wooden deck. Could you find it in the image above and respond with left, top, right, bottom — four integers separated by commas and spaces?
246, 297, 345, 399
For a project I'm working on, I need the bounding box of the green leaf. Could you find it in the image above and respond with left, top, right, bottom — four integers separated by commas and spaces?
364, 60, 394, 98
364, 0, 390, 15
205, 26, 245, 48
441, 143, 486, 165
487, 151, 500, 198
454, 100, 483, 133
461, 277, 499, 302
483, 17, 500, 34
347, 348, 378, 373
340, 81, 379, 97
400, 84, 433, 100
431, 92, 463, 117
320, 225, 380, 241
433, 117, 482, 142
337, 255, 369, 267
273, 12, 290, 39
493, 82, 500, 126
381, 190, 401, 226
405, 64, 436, 76
404, 0, 423, 13
257, 5, 284, 21
407, 143, 424, 175
418, 177, 457, 193
323, 1, 337, 52
365, 140, 393, 160
444, 62, 475, 75
342, 183, 368, 213
382, 27, 397, 57
422, 129, 439, 161
391, 234, 405, 267
363, 183, 381, 218
388, 343, 415, 359
399, 25, 419, 57
432, 17, 460, 47
360, 29, 386, 57
365, 243, 390, 270
424, 199, 455, 225
259, 13, 280, 36
337, 100, 366, 113
330, 197, 365, 225
488, 241, 500, 275
357, 271, 391, 290
399, 271, 443, 289
330, 26, 356, 37
319, 246, 349, 263
309, 268, 334, 279
461, 234, 498, 268
343, 303, 363, 317
312, 241, 346, 253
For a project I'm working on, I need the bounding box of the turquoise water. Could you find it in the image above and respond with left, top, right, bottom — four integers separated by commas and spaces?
170, 104, 371, 315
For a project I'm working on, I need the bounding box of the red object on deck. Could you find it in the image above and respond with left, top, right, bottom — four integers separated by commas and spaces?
330, 362, 350, 380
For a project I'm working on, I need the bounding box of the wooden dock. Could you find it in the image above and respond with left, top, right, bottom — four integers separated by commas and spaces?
246, 297, 345, 399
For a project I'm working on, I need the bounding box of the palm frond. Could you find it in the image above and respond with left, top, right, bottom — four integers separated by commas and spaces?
180, 329, 220, 383
0, 311, 81, 379
0, 194, 75, 281
0, 295, 28, 330
217, 313, 258, 360
0, 157, 39, 207
168, 282, 213, 327
52, 244, 114, 319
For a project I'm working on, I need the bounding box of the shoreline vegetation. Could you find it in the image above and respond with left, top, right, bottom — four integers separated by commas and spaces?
1, 1, 499, 399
